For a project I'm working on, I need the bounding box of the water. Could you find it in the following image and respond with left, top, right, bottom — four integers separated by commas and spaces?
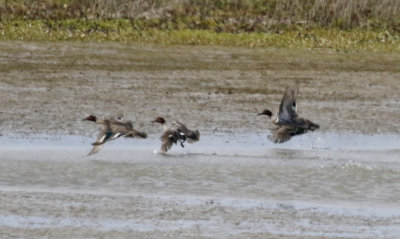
0, 133, 399, 238
1, 41, 400, 238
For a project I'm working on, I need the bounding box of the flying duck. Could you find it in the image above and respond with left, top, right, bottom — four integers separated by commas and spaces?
151, 117, 200, 153
83, 114, 147, 155
258, 85, 319, 143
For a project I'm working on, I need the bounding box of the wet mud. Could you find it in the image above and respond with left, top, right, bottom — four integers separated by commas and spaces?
1, 41, 400, 136
1, 41, 400, 238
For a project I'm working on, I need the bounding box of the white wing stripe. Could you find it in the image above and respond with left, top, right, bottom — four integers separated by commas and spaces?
99, 135, 106, 143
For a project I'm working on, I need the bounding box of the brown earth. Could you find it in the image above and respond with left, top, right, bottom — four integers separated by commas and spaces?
1, 41, 400, 137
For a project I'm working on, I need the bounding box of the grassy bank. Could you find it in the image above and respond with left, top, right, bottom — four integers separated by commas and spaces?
2, 0, 399, 31
0, 0, 399, 52
1, 19, 399, 52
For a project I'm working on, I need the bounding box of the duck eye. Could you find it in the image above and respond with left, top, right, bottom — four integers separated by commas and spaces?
292, 102, 296, 110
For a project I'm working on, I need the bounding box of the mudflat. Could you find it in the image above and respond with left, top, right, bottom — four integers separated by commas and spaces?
1, 41, 399, 136
1, 41, 400, 239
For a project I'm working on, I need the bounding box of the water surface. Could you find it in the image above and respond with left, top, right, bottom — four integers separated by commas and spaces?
0, 133, 399, 238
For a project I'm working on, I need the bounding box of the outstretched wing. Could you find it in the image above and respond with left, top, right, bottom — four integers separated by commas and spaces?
87, 130, 109, 156
268, 126, 293, 144
87, 144, 103, 156
160, 129, 179, 152
94, 130, 114, 144
278, 86, 299, 123
87, 130, 122, 156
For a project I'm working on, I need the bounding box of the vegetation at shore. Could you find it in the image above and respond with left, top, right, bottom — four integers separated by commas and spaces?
0, 0, 399, 52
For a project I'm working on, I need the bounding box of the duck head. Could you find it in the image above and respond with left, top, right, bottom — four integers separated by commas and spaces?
83, 115, 97, 122
151, 117, 166, 124
258, 109, 273, 118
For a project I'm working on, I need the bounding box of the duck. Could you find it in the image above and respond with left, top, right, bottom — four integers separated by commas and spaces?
258, 85, 319, 143
151, 117, 200, 153
83, 113, 123, 124
82, 114, 147, 155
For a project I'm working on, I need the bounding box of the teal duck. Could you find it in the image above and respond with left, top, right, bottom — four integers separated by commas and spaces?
151, 117, 200, 153
258, 86, 319, 143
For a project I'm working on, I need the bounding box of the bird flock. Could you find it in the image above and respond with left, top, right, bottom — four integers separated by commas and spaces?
83, 85, 319, 155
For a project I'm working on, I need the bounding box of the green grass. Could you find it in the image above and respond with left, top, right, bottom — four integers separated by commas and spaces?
1, 19, 399, 53
0, 0, 399, 52
1, 0, 399, 30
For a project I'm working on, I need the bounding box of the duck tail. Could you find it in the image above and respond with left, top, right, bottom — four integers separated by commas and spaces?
187, 130, 200, 143
307, 120, 320, 131
136, 131, 148, 139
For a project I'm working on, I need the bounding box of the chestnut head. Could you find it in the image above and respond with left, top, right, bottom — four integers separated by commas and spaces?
151, 117, 166, 124
83, 115, 97, 122
258, 109, 273, 118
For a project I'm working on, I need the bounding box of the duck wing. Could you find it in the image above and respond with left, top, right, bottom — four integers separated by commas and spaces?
160, 129, 180, 152
268, 126, 295, 144
173, 121, 199, 143
278, 86, 299, 123
87, 130, 110, 156
87, 144, 103, 156
93, 130, 115, 145
87, 130, 124, 156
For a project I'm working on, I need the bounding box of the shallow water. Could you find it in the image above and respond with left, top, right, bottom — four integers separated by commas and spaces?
1, 41, 400, 238
0, 133, 399, 238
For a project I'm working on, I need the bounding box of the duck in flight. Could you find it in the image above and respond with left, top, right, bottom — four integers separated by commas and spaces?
83, 114, 147, 155
151, 117, 200, 153
258, 85, 319, 143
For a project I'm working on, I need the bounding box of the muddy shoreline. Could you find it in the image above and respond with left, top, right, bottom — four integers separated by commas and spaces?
1, 41, 400, 137
1, 41, 400, 239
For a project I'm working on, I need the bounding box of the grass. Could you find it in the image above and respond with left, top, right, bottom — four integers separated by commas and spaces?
1, 19, 399, 52
1, 0, 399, 30
0, 0, 399, 52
